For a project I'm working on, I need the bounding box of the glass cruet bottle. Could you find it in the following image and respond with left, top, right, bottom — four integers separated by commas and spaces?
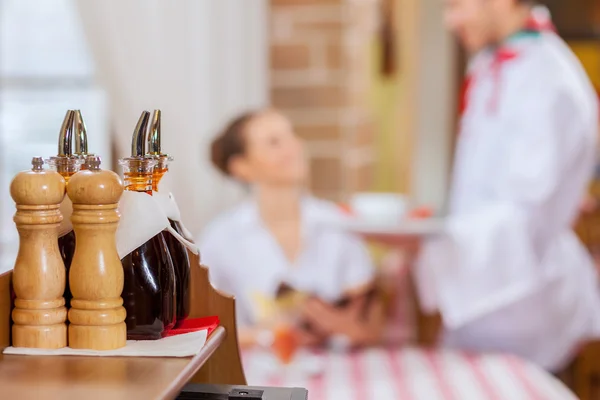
119, 110, 177, 340
147, 109, 191, 324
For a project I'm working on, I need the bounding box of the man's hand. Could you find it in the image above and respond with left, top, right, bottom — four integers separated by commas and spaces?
580, 194, 598, 215
362, 233, 422, 262
359, 206, 431, 253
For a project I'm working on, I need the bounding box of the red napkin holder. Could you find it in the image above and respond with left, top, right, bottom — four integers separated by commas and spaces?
163, 316, 220, 337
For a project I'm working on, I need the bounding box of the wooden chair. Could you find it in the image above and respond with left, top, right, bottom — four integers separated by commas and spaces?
566, 186, 600, 400
188, 252, 246, 385
567, 342, 600, 400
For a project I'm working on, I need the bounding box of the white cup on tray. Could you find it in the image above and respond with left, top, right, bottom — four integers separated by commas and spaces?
349, 192, 409, 223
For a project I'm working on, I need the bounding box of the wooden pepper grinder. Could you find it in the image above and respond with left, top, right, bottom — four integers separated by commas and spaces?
10, 157, 67, 348
67, 155, 126, 350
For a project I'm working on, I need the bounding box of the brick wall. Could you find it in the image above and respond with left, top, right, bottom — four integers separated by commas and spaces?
270, 0, 380, 201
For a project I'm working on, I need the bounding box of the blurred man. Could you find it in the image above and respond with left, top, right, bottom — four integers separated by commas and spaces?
407, 0, 600, 371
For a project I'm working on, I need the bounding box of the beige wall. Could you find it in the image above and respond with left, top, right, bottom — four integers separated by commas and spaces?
373, 0, 456, 208
410, 0, 457, 210
368, 1, 409, 194
269, 0, 457, 208
269, 0, 379, 202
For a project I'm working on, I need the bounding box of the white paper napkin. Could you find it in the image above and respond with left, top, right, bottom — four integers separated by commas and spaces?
115, 191, 170, 259
154, 191, 182, 222
3, 329, 207, 357
166, 224, 199, 255
156, 171, 195, 241
154, 177, 199, 254
168, 192, 195, 241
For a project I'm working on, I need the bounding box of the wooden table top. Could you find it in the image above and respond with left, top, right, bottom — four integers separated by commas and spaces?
0, 326, 226, 400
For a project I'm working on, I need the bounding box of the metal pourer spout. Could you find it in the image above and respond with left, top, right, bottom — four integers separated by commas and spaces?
31, 157, 44, 172
146, 109, 173, 173
58, 110, 76, 156
48, 110, 83, 178
147, 109, 161, 156
74, 110, 89, 156
132, 111, 151, 157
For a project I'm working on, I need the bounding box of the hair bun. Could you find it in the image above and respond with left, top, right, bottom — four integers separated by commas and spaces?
210, 134, 229, 175
208, 111, 257, 177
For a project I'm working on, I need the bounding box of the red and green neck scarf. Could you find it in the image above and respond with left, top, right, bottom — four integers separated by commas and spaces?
459, 8, 556, 116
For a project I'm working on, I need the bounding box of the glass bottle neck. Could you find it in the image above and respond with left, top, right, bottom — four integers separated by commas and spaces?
120, 157, 156, 195
46, 156, 82, 184
152, 157, 171, 192
152, 168, 168, 192
124, 172, 153, 194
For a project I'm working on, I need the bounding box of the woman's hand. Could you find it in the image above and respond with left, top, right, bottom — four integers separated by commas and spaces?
294, 325, 326, 347
300, 296, 384, 347
300, 298, 362, 343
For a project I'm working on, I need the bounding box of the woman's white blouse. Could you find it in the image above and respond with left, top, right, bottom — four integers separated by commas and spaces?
197, 196, 375, 327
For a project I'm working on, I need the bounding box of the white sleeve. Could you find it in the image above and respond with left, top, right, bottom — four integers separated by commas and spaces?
339, 233, 376, 292
197, 228, 234, 296
197, 224, 255, 328
417, 83, 596, 329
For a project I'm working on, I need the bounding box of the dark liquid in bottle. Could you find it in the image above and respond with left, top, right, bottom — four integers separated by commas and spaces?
166, 219, 191, 324
58, 230, 76, 308
121, 232, 177, 340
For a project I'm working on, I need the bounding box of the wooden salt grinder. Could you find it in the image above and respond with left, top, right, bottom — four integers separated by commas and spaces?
10, 157, 67, 348
67, 156, 126, 350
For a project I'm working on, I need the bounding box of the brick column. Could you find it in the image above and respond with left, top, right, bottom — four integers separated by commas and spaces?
270, 0, 379, 201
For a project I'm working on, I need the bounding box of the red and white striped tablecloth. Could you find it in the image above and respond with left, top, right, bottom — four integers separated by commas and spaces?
243, 347, 576, 400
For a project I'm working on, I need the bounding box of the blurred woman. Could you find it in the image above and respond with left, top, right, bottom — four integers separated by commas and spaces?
197, 109, 385, 348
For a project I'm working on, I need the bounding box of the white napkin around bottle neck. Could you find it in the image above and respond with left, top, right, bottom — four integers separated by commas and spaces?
3, 329, 207, 357
156, 171, 195, 242
156, 191, 199, 255
116, 191, 170, 259
168, 191, 195, 241
154, 191, 182, 223
116, 191, 199, 258
166, 224, 199, 255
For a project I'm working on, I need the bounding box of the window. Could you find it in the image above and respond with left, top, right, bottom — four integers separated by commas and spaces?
0, 0, 109, 271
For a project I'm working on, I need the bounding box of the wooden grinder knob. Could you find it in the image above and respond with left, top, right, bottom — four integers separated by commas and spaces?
67, 156, 126, 350
10, 157, 67, 349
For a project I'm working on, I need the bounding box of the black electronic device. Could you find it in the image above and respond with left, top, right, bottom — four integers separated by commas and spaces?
176, 384, 308, 400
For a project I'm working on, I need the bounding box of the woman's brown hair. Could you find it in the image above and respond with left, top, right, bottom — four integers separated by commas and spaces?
210, 111, 257, 176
